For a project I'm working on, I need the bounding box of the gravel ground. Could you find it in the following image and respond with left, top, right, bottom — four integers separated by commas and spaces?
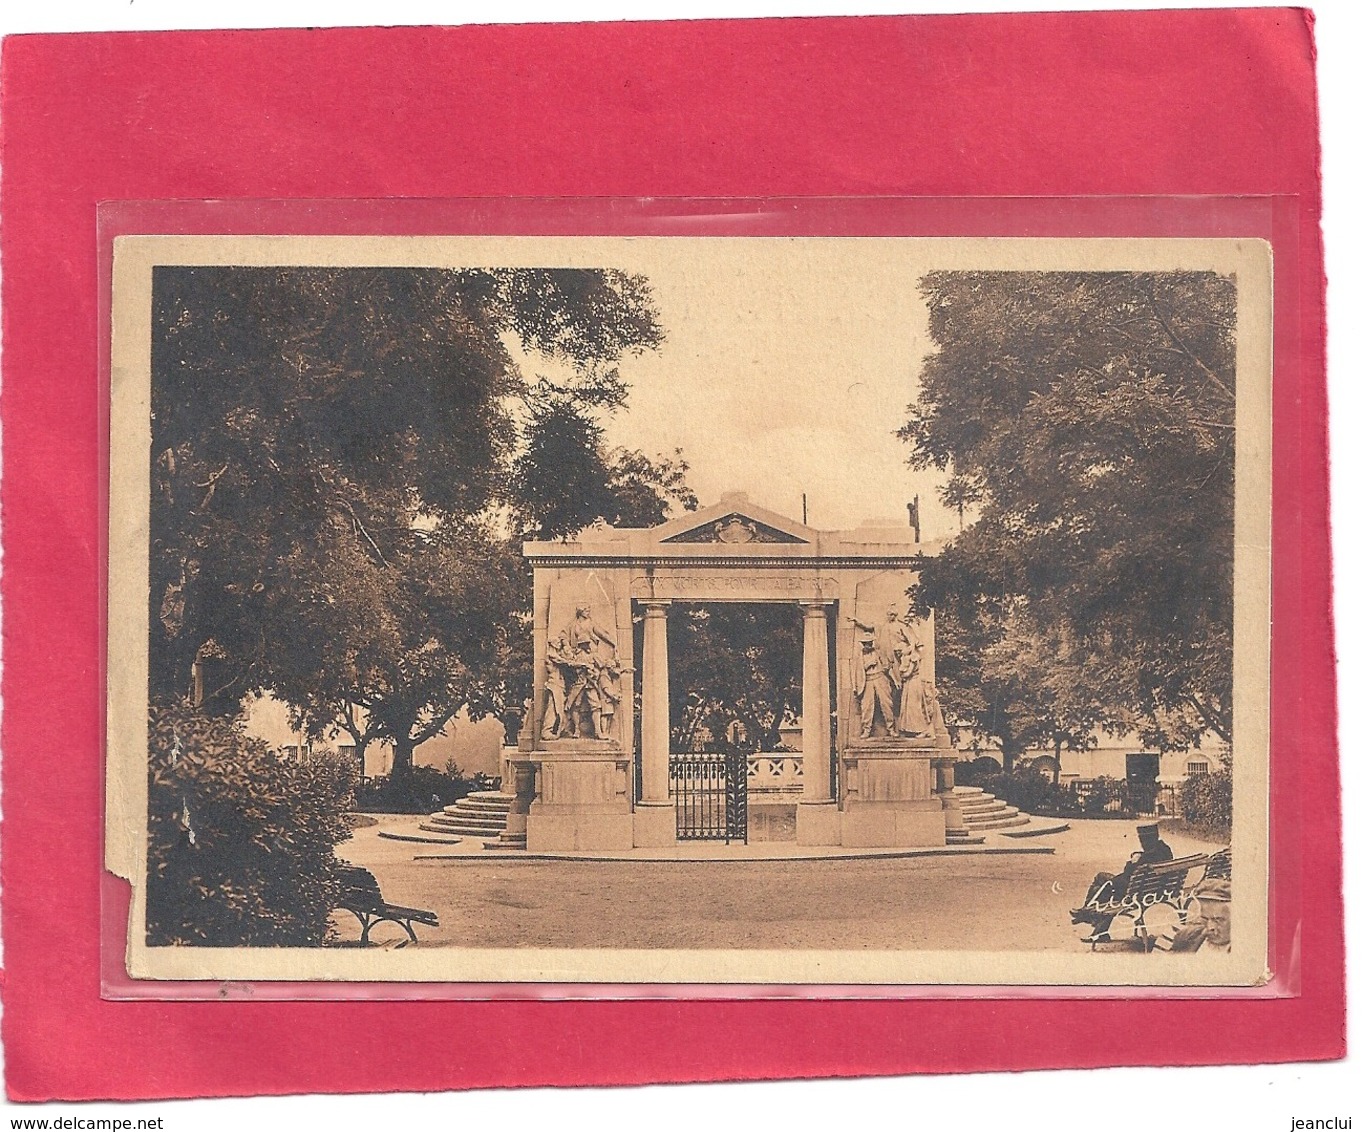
332, 815, 1226, 951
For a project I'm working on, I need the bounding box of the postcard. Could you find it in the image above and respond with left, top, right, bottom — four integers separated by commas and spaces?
106, 233, 1270, 988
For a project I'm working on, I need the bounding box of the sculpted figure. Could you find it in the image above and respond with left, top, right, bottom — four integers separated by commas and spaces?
853, 602, 934, 738
563, 640, 621, 740
878, 603, 915, 681
923, 680, 947, 737
568, 602, 617, 656
592, 654, 622, 740
889, 612, 933, 737
852, 627, 898, 738
560, 603, 621, 741
540, 631, 572, 740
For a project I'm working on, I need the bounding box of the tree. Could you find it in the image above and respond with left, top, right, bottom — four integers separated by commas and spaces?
262, 517, 523, 782
665, 604, 805, 753
902, 271, 1236, 753
150, 266, 685, 781
509, 393, 697, 541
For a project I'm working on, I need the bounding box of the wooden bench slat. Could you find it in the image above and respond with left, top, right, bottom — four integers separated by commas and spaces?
1135, 854, 1209, 877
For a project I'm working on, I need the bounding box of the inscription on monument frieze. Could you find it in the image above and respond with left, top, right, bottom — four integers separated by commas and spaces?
630, 570, 836, 600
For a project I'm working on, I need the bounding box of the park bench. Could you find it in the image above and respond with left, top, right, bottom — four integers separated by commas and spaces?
1077, 847, 1232, 951
335, 863, 439, 945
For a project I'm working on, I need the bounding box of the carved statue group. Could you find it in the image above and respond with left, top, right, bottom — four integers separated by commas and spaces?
852, 602, 942, 740
541, 603, 622, 742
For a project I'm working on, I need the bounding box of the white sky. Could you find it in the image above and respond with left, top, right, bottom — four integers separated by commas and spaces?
514, 239, 959, 535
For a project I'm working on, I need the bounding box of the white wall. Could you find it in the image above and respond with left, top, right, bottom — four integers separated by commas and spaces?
238, 693, 506, 778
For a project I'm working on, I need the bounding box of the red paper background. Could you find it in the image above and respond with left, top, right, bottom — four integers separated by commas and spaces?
0, 9, 1341, 1099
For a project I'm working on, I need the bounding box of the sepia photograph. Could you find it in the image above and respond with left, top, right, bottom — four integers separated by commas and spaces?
105, 233, 1271, 986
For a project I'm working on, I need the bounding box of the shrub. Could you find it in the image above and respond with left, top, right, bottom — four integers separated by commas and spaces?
964, 769, 1139, 819
1179, 769, 1232, 838
975, 767, 1068, 815
354, 760, 482, 813
1077, 775, 1130, 817
954, 756, 1002, 786
147, 700, 356, 947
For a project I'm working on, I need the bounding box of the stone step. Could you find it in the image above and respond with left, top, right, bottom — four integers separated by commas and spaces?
965, 813, 1032, 830
997, 818, 1071, 838
425, 826, 506, 841
435, 803, 505, 816
964, 800, 1018, 817
946, 831, 986, 845
429, 809, 506, 825
483, 834, 527, 850
420, 820, 505, 836
953, 786, 985, 796
379, 829, 463, 845
466, 791, 515, 802
443, 799, 512, 815
962, 803, 1018, 820
959, 799, 1010, 815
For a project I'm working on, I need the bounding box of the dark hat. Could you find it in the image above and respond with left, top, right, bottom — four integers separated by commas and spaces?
1137, 823, 1161, 837
1195, 878, 1231, 904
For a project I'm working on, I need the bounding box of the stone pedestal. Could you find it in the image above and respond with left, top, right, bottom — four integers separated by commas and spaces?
501, 745, 522, 793
840, 740, 951, 847
935, 756, 967, 833
633, 801, 678, 847
503, 757, 537, 840
524, 742, 634, 851
796, 800, 843, 846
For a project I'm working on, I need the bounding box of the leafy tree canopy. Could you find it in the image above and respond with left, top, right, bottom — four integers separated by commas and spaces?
665, 604, 805, 754
151, 266, 689, 778
901, 271, 1235, 756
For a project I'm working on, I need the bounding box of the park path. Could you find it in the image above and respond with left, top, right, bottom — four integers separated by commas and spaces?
332, 816, 1225, 953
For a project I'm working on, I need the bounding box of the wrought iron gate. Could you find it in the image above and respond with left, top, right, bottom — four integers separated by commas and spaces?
670, 751, 749, 843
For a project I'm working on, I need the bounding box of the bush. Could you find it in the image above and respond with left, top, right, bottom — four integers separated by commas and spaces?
147, 700, 357, 947
965, 769, 1137, 819
954, 756, 1002, 786
354, 761, 483, 813
1076, 775, 1130, 817
1179, 769, 1232, 838
975, 767, 1068, 815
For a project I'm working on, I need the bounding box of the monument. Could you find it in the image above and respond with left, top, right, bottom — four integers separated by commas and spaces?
511, 493, 964, 851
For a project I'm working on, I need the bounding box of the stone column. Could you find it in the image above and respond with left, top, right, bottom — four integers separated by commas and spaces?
530, 571, 550, 747
614, 583, 636, 754
634, 600, 676, 846
800, 602, 832, 802
797, 600, 841, 845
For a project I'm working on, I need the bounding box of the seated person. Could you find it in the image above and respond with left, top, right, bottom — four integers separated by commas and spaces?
1072, 822, 1175, 928
1155, 877, 1232, 953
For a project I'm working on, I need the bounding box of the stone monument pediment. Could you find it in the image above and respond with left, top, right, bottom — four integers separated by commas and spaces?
652, 492, 813, 547
660, 512, 808, 545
